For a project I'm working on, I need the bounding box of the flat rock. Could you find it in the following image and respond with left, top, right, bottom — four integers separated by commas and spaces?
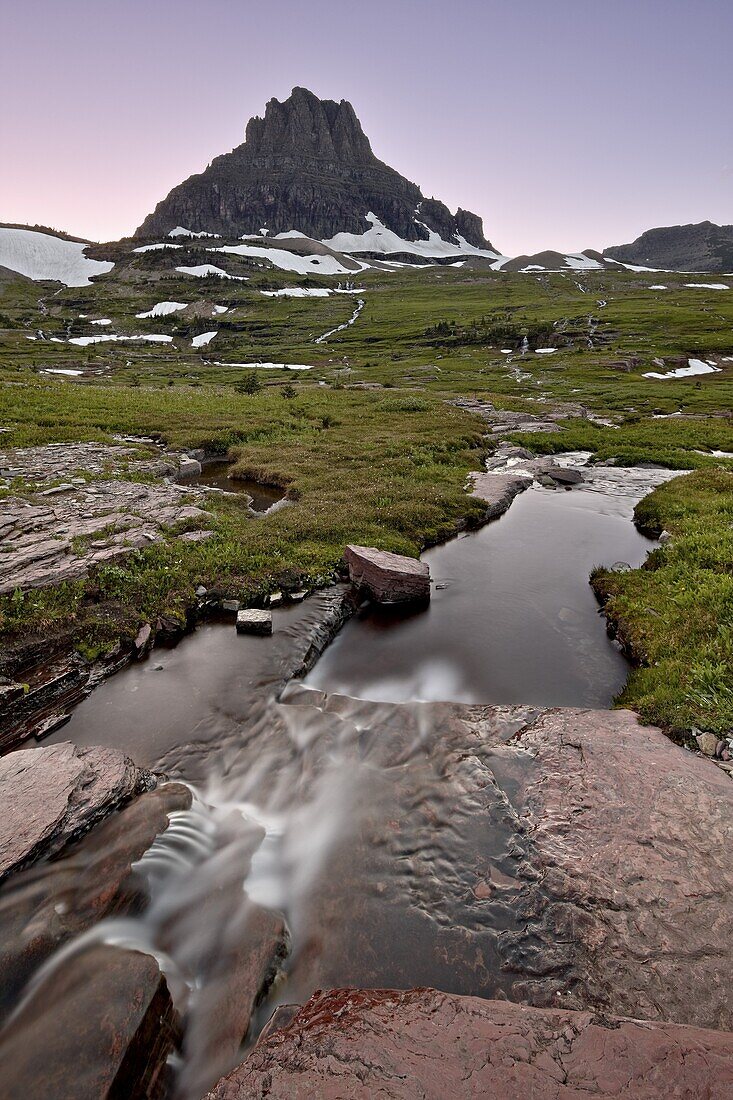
0, 944, 180, 1100
0, 741, 153, 882
470, 471, 529, 517
345, 544, 430, 604
236, 609, 273, 635
206, 987, 733, 1099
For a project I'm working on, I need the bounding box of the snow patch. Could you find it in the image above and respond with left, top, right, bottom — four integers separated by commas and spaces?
323, 213, 500, 260
67, 334, 174, 346
192, 331, 217, 348
168, 226, 220, 239
0, 227, 114, 287
211, 243, 362, 276
208, 361, 312, 371
132, 243, 183, 252
90, 318, 112, 326
684, 283, 730, 291
136, 301, 187, 319
644, 358, 722, 380
176, 265, 248, 281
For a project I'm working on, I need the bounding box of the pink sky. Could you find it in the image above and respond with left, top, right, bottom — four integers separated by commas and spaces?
2, 0, 731, 254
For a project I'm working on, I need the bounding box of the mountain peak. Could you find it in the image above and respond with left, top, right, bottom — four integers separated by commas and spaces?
134, 91, 494, 251
243, 88, 374, 163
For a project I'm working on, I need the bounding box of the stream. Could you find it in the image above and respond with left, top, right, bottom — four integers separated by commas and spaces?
0, 457, 682, 1097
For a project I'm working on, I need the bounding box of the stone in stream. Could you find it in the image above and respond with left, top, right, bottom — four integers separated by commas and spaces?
206, 988, 733, 1099
344, 544, 430, 604
179, 455, 203, 477
0, 944, 181, 1100
544, 465, 584, 485
470, 470, 529, 517
0, 741, 154, 882
236, 609, 273, 635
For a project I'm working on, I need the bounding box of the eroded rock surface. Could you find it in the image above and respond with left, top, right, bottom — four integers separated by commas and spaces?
344, 544, 430, 604
207, 987, 733, 1100
0, 741, 154, 881
278, 688, 733, 1030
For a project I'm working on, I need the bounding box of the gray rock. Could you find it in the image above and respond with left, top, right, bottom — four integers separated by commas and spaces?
697, 731, 719, 757
221, 598, 240, 613
179, 456, 203, 478
236, 609, 273, 635
134, 622, 152, 654
0, 742, 152, 882
269, 590, 284, 607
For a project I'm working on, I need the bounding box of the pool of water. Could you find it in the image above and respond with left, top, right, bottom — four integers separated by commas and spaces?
305, 481, 656, 708
186, 461, 285, 513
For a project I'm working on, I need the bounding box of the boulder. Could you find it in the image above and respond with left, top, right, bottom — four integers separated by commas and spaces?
544, 465, 584, 485
205, 988, 733, 1099
0, 742, 153, 882
470, 471, 529, 517
344, 545, 430, 604
0, 944, 180, 1099
179, 456, 203, 478
236, 609, 273, 636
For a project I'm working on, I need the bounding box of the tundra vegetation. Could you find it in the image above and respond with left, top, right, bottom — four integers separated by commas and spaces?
0, 260, 731, 738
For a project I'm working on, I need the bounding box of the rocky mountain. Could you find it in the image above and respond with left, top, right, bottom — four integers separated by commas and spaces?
135, 87, 496, 253
605, 221, 733, 273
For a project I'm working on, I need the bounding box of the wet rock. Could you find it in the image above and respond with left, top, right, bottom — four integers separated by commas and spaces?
345, 544, 430, 604
470, 471, 529, 517
269, 591, 283, 607
544, 465, 583, 485
134, 622, 153, 655
222, 599, 240, 613
279, 695, 733, 1030
0, 741, 154, 882
205, 988, 733, 1099
0, 783, 192, 1018
236, 610, 273, 636
0, 944, 180, 1100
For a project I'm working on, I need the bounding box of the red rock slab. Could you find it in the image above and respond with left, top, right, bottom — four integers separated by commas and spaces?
0, 944, 180, 1100
344, 544, 430, 604
470, 471, 530, 517
206, 987, 733, 1099
0, 741, 153, 882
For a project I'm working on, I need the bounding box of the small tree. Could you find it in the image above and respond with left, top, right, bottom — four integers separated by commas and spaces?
281, 384, 297, 399
236, 371, 262, 395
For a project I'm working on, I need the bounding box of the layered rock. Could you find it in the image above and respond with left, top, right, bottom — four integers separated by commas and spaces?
135, 87, 494, 250
0, 944, 180, 1099
0, 741, 154, 881
605, 220, 733, 273
207, 988, 733, 1099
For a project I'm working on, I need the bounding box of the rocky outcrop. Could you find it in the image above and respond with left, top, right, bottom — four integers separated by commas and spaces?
470, 471, 529, 517
135, 88, 494, 249
605, 220, 733, 273
0, 741, 154, 882
0, 944, 180, 1099
345, 544, 430, 604
0, 443, 213, 594
207, 988, 733, 1099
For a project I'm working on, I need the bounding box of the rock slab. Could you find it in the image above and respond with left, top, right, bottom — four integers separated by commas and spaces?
206, 987, 733, 1099
0, 741, 152, 882
236, 609, 273, 636
345, 544, 430, 604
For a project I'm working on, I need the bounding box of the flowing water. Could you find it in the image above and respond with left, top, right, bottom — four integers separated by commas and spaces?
0, 461, 681, 1097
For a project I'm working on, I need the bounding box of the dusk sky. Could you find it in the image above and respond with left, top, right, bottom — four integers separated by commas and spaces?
2, 0, 731, 255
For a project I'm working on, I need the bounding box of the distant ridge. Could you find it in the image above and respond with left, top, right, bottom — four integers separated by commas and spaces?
605, 221, 733, 274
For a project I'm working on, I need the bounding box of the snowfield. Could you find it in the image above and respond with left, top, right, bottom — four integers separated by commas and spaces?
211, 243, 362, 276
191, 331, 217, 347
644, 358, 722, 380
67, 334, 174, 346
0, 227, 114, 286
136, 301, 187, 318
176, 265, 248, 281
321, 213, 500, 260
208, 360, 313, 370
132, 243, 183, 253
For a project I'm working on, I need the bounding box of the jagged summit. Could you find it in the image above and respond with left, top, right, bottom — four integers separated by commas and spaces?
134, 88, 496, 252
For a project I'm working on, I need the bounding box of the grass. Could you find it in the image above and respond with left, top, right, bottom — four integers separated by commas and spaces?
592, 469, 733, 736
1, 257, 732, 737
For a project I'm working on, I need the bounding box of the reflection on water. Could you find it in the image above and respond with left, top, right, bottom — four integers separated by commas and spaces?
306, 483, 655, 708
